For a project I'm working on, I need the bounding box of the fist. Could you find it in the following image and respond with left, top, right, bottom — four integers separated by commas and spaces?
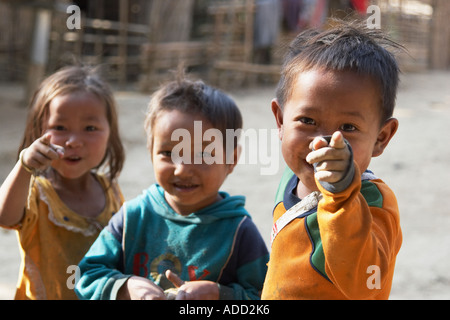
21, 133, 64, 173
306, 131, 352, 183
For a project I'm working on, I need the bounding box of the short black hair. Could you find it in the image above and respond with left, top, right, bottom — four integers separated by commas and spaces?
277, 19, 404, 123
145, 75, 242, 151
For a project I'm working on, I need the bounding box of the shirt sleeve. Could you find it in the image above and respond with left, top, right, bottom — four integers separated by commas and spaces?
75, 208, 130, 300
218, 217, 269, 300
316, 163, 402, 299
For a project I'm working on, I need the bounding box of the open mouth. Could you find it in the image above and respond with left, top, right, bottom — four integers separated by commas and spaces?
64, 156, 82, 163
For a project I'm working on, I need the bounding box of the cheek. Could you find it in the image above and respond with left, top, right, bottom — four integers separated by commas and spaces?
93, 130, 110, 147
49, 133, 68, 146
152, 161, 172, 183
281, 129, 309, 159
91, 138, 110, 159
198, 164, 228, 186
351, 144, 373, 173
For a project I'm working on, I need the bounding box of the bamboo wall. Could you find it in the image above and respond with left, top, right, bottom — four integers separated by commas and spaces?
0, 0, 448, 89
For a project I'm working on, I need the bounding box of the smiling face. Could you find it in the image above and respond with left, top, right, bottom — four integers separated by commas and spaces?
45, 91, 110, 180
151, 109, 237, 215
272, 68, 398, 197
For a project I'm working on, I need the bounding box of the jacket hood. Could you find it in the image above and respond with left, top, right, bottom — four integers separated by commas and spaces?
142, 184, 250, 224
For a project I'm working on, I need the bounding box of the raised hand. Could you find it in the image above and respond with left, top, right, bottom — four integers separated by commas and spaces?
306, 131, 351, 184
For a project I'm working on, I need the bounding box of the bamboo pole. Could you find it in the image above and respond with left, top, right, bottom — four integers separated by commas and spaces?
119, 0, 128, 87
430, 0, 450, 69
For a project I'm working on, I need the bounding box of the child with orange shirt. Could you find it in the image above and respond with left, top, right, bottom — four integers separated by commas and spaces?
261, 20, 403, 300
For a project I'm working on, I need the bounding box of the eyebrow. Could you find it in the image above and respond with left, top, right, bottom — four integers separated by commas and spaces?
294, 105, 367, 122
159, 138, 221, 149
340, 110, 366, 121
50, 113, 105, 122
156, 140, 177, 149
82, 115, 104, 122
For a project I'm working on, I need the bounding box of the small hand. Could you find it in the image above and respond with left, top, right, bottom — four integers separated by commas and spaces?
117, 276, 166, 300
21, 133, 64, 173
165, 270, 219, 300
306, 131, 351, 184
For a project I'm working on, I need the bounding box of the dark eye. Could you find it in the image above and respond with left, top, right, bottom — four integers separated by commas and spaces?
299, 117, 316, 125
160, 151, 172, 157
340, 124, 357, 132
194, 151, 213, 158
85, 126, 97, 132
53, 125, 65, 131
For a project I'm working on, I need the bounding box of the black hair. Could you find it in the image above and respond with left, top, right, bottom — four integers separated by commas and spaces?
145, 75, 243, 151
277, 19, 404, 122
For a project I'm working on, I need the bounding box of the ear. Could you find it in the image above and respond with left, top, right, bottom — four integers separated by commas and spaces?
226, 144, 241, 175
372, 118, 399, 157
271, 98, 284, 140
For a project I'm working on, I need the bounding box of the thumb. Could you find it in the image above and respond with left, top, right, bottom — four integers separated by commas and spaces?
165, 270, 185, 288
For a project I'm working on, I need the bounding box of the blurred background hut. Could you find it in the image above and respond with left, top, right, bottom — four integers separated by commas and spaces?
0, 0, 448, 97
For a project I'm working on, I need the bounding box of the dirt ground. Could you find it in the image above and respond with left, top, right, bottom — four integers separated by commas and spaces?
0, 70, 449, 300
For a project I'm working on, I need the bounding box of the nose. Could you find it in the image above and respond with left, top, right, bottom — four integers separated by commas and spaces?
65, 133, 83, 148
173, 162, 194, 177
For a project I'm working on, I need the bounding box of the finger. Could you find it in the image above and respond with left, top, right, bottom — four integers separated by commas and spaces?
306, 146, 350, 166
314, 159, 349, 172
310, 136, 329, 151
329, 131, 346, 149
165, 270, 185, 288
37, 144, 61, 161
306, 149, 322, 165
32, 153, 50, 167
40, 133, 52, 146
41, 133, 65, 156
315, 170, 345, 184
175, 289, 187, 300
49, 143, 65, 157
36, 134, 56, 160
142, 292, 166, 300
22, 145, 50, 169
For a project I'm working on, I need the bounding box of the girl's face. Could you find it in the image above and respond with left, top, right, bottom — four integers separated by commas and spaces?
45, 91, 110, 180
151, 109, 237, 215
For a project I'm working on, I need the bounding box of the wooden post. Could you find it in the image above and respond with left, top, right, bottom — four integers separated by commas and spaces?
93, 0, 104, 63
244, 0, 254, 63
119, 0, 128, 88
430, 0, 450, 69
26, 8, 51, 103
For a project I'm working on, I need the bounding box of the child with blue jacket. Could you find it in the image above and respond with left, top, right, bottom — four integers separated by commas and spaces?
75, 75, 269, 300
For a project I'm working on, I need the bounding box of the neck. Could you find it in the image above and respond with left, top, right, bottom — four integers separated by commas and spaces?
168, 193, 223, 216
296, 180, 319, 200
47, 168, 94, 193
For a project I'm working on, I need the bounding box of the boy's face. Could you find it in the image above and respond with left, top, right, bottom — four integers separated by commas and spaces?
151, 109, 237, 215
272, 68, 398, 197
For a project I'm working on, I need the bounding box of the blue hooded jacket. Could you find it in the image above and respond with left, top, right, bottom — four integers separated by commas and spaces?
75, 184, 268, 300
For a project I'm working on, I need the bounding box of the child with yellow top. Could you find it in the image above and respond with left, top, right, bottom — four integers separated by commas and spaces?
0, 66, 125, 299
